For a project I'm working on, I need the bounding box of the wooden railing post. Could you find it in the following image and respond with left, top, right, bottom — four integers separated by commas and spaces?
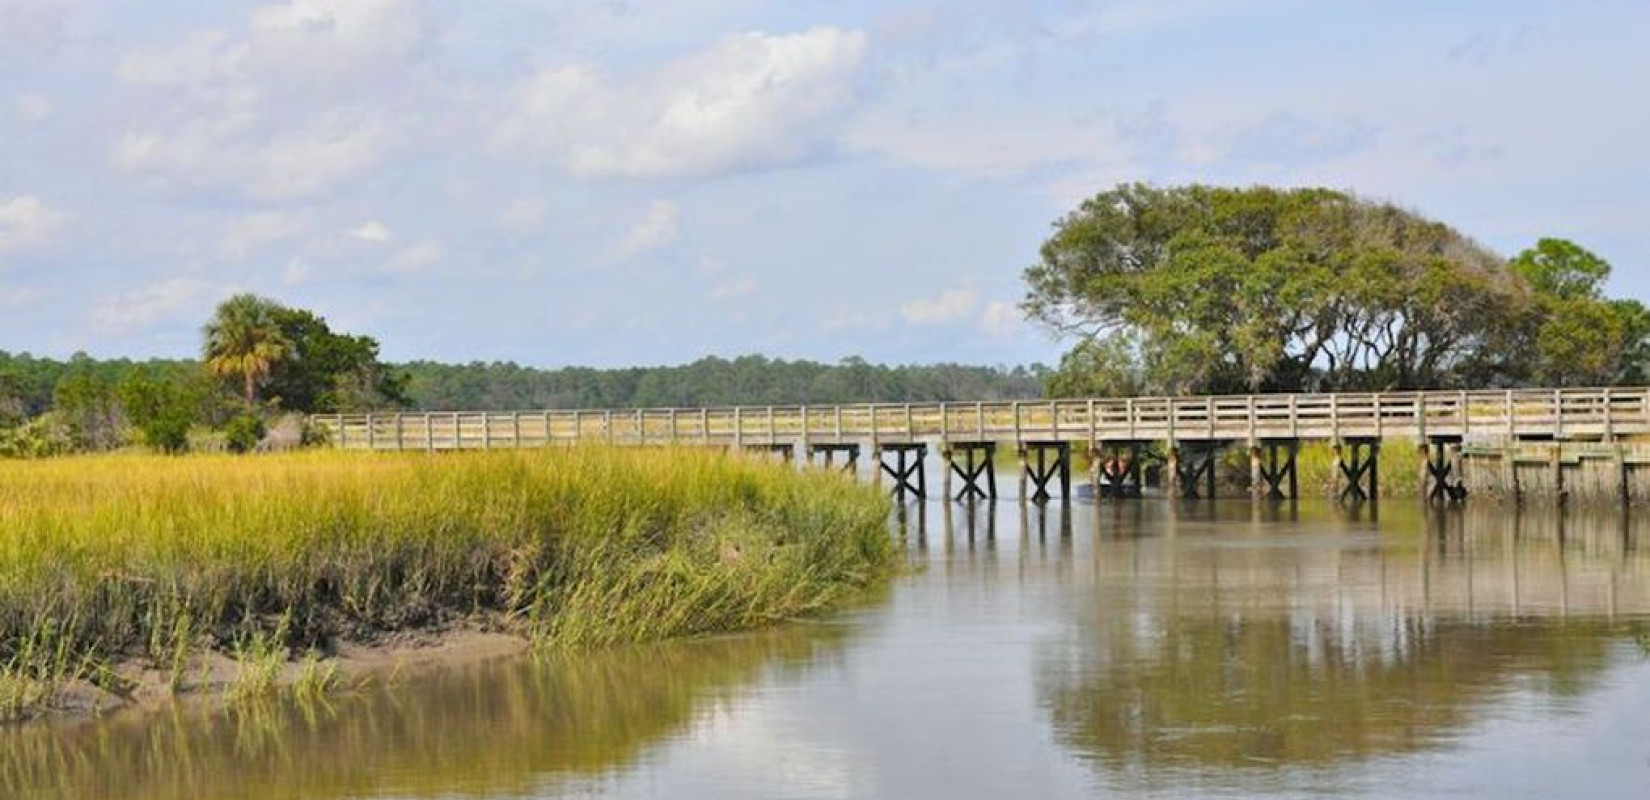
1604, 387, 1615, 441
1554, 388, 1563, 440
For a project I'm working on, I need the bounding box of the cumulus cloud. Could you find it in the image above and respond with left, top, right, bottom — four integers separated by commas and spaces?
221, 211, 305, 259
497, 27, 867, 179
980, 300, 1023, 337
381, 239, 442, 274
710, 277, 757, 301
13, 93, 52, 124
92, 277, 216, 334
618, 201, 682, 256
901, 288, 977, 325
110, 0, 425, 201
0, 194, 67, 256
350, 220, 394, 243
499, 199, 548, 234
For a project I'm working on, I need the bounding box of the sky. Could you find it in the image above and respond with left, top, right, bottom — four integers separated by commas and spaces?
1, 0, 1647, 369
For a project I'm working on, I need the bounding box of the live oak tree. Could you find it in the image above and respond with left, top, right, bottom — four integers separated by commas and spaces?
1026, 184, 1543, 395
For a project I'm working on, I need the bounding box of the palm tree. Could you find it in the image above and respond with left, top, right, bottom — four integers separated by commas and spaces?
202, 294, 291, 406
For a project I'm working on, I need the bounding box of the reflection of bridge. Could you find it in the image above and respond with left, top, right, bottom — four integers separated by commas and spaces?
312, 387, 1650, 505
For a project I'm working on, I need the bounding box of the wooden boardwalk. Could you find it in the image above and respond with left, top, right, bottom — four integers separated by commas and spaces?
312, 388, 1650, 452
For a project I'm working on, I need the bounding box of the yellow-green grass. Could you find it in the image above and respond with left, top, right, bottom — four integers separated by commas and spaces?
0, 447, 894, 720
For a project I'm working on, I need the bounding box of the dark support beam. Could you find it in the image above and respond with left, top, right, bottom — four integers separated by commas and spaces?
1253, 439, 1300, 500
946, 441, 997, 501
1095, 441, 1146, 499
1426, 437, 1468, 504
744, 442, 795, 462
1173, 441, 1223, 498
1337, 437, 1380, 503
808, 442, 860, 473
1021, 440, 1072, 503
879, 443, 928, 500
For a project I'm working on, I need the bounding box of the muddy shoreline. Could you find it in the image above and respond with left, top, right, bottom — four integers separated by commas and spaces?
39, 619, 532, 724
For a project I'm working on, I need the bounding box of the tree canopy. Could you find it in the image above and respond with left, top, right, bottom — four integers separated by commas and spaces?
1026, 184, 1646, 395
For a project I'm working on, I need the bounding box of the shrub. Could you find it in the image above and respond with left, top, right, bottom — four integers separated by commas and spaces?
224, 414, 267, 454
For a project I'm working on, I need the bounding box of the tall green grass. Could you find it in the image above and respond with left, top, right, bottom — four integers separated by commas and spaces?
0, 447, 894, 720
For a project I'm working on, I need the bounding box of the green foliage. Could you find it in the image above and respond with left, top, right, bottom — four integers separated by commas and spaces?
400, 354, 1046, 411
1503, 239, 1650, 387
1510, 238, 1612, 300
1030, 185, 1646, 394
52, 361, 126, 451
223, 414, 267, 454
1046, 333, 1147, 398
265, 307, 408, 413
118, 375, 204, 454
0, 414, 72, 459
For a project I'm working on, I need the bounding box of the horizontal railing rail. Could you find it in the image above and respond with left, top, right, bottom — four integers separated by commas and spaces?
309, 387, 1650, 452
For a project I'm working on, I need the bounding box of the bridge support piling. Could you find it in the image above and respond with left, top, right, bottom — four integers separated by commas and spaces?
880, 443, 927, 500
1021, 441, 1072, 503
946, 441, 997, 501
1337, 438, 1380, 503
1095, 441, 1145, 498
808, 442, 860, 473
1426, 437, 1467, 504
1172, 441, 1222, 499
1253, 439, 1299, 500
744, 442, 795, 463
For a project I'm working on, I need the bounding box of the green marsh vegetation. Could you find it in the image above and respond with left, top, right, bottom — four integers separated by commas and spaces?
0, 447, 894, 721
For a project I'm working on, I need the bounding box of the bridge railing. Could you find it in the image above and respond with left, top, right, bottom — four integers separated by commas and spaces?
310, 387, 1650, 451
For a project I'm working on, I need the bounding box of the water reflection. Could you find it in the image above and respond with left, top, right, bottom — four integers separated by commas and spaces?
1034, 500, 1650, 793
0, 626, 853, 800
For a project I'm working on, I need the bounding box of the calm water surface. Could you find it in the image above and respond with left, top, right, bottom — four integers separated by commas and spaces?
9, 499, 1650, 799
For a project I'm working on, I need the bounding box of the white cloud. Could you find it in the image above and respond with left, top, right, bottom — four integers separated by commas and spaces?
499, 199, 547, 234
246, 0, 425, 88
0, 285, 42, 309
902, 288, 978, 325
618, 200, 682, 256
115, 112, 390, 201
497, 27, 867, 179
980, 300, 1023, 337
710, 277, 757, 301
13, 93, 52, 124
282, 257, 310, 286
0, 194, 67, 256
92, 278, 216, 334
221, 212, 305, 259
349, 220, 394, 243
109, 0, 424, 201
381, 239, 442, 274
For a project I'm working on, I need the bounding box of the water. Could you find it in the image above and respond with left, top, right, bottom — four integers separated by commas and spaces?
9, 499, 1650, 800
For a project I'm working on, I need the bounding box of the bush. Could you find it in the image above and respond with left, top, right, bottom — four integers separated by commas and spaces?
0, 414, 73, 459
119, 376, 201, 454
224, 414, 267, 454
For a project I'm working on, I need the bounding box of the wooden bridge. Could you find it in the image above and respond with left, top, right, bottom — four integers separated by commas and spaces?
311, 387, 1650, 503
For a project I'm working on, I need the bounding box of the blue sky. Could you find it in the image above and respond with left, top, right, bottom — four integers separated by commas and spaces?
2, 0, 1647, 368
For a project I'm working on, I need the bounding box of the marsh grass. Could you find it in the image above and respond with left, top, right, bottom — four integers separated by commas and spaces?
0, 447, 894, 718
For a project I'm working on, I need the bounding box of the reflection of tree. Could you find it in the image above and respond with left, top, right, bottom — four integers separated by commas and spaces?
1, 626, 849, 800
1041, 615, 1619, 776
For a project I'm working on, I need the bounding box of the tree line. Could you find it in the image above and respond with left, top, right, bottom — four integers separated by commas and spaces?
1025, 184, 1648, 397
398, 356, 1046, 411
2, 300, 1045, 456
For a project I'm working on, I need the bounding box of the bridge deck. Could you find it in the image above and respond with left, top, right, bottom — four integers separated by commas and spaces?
311, 388, 1650, 452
